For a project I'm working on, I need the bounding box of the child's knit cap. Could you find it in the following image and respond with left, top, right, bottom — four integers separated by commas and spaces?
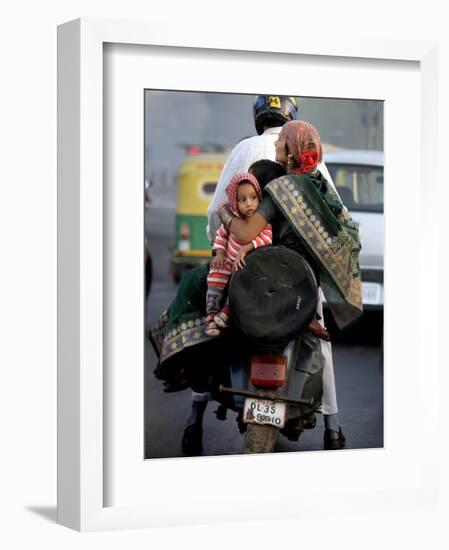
226, 172, 262, 217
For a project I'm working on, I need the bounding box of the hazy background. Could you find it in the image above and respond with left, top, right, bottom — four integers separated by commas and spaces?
145, 91, 383, 185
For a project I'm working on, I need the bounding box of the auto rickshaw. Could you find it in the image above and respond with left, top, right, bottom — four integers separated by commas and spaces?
171, 152, 228, 283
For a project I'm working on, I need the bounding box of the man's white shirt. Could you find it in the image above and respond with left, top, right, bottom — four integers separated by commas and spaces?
207, 127, 337, 241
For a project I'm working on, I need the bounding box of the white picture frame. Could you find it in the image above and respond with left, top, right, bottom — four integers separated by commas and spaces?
57, 17, 441, 531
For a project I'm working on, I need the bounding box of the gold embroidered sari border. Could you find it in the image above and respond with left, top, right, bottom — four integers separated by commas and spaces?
156, 320, 217, 363
269, 179, 353, 299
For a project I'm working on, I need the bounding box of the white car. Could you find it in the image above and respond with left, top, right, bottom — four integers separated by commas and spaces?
324, 149, 384, 310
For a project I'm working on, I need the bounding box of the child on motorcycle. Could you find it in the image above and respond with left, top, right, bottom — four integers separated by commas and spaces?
205, 172, 272, 336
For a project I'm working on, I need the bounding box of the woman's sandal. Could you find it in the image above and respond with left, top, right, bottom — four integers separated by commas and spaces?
214, 307, 230, 329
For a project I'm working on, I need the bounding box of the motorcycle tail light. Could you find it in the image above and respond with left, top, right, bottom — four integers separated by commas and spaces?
250, 356, 287, 388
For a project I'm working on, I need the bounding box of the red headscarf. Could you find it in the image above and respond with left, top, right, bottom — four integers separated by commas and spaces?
226, 172, 262, 217
281, 120, 323, 175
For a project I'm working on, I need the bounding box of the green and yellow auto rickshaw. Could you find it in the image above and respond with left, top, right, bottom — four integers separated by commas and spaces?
170, 152, 227, 283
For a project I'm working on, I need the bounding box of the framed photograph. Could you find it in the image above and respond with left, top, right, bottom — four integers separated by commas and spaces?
143, 89, 384, 461
58, 18, 440, 531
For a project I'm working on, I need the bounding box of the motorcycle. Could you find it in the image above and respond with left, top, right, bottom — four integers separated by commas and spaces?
208, 246, 325, 454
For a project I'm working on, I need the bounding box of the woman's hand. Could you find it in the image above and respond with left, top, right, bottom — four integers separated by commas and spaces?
211, 250, 225, 270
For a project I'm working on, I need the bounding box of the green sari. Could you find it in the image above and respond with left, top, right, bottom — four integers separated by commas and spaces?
150, 263, 222, 365
264, 171, 363, 329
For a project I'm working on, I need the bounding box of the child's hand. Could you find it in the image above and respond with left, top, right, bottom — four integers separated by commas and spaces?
233, 249, 247, 270
211, 252, 225, 270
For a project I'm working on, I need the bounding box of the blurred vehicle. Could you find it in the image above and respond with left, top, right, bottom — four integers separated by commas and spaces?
324, 149, 384, 311
170, 152, 227, 283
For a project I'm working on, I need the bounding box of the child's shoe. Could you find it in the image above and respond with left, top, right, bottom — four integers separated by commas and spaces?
214, 306, 231, 328
204, 315, 221, 336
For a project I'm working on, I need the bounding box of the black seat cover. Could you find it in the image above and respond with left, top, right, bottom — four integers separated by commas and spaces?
229, 246, 318, 346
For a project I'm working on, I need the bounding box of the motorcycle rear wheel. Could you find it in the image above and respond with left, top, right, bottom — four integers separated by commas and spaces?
242, 423, 279, 454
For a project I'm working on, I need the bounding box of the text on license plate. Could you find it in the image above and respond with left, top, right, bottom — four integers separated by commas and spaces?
243, 398, 286, 428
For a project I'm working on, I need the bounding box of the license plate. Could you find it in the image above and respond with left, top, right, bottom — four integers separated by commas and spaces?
243, 398, 286, 428
362, 282, 382, 305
